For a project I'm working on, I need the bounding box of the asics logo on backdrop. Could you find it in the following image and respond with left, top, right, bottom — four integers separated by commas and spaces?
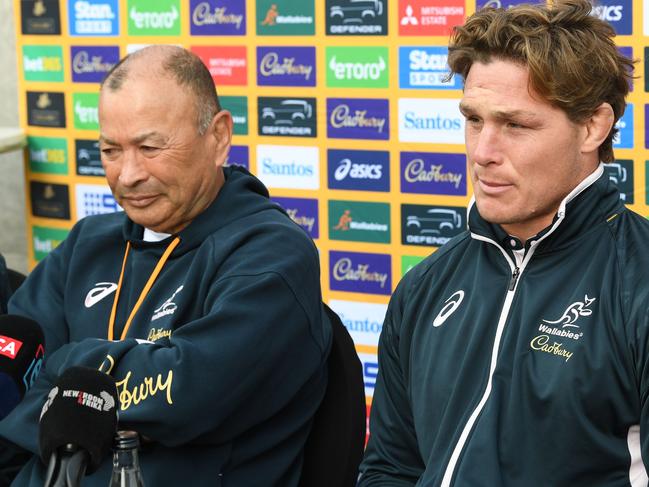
433, 290, 464, 327
85, 282, 118, 308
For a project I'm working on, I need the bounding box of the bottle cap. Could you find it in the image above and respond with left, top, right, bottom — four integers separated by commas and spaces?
114, 430, 140, 450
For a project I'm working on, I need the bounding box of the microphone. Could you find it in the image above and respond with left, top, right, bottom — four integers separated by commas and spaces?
40, 366, 118, 487
0, 314, 45, 419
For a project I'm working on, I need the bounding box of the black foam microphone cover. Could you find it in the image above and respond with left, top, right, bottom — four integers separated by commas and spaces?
39, 366, 118, 474
0, 315, 45, 416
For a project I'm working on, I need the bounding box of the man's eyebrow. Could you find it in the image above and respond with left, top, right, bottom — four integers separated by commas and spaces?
99, 132, 166, 146
459, 103, 537, 121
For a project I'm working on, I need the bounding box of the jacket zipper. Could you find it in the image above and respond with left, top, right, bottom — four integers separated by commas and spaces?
440, 239, 529, 487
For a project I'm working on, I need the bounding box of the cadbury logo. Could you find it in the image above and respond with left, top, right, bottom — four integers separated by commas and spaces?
192, 2, 243, 28
72, 51, 114, 74
404, 159, 463, 188
330, 105, 386, 133
332, 258, 388, 288
259, 53, 313, 80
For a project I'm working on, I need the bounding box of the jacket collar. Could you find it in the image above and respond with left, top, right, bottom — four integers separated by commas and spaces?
468, 164, 624, 253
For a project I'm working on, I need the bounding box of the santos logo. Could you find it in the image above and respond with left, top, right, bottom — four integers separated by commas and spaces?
256, 145, 319, 190
398, 98, 464, 144
329, 299, 387, 348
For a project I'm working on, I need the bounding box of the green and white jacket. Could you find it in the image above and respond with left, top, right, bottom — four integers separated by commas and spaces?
360, 165, 649, 486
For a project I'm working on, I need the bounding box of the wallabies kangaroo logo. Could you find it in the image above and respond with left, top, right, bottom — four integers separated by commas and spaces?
542, 295, 596, 329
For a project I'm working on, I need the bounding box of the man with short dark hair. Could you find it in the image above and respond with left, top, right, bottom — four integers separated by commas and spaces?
359, 1, 649, 485
0, 45, 331, 486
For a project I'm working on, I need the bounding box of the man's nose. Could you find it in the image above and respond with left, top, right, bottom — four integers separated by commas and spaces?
471, 125, 501, 166
118, 150, 148, 187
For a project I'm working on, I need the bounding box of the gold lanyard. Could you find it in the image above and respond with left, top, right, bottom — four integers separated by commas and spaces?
107, 237, 181, 341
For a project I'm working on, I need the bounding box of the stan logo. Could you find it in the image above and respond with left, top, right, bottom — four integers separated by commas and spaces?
85, 282, 118, 308
398, 46, 461, 90
326, 47, 388, 88
191, 0, 246, 35
542, 295, 596, 329
432, 290, 464, 327
69, 0, 118, 36
151, 285, 183, 321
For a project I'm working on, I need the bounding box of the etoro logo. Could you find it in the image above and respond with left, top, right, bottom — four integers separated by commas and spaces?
326, 47, 389, 88
68, 0, 118, 36
190, 0, 246, 35
73, 93, 99, 130
128, 0, 180, 36
399, 0, 465, 36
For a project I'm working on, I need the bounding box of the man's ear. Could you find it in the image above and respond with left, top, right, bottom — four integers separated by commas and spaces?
581, 102, 615, 155
210, 110, 233, 152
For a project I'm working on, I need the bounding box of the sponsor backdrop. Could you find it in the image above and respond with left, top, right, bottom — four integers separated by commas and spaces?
13, 0, 649, 410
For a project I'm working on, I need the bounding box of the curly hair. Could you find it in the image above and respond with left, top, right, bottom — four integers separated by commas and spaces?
447, 0, 634, 162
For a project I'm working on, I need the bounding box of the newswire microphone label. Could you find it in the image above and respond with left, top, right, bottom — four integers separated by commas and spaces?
329, 251, 392, 295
